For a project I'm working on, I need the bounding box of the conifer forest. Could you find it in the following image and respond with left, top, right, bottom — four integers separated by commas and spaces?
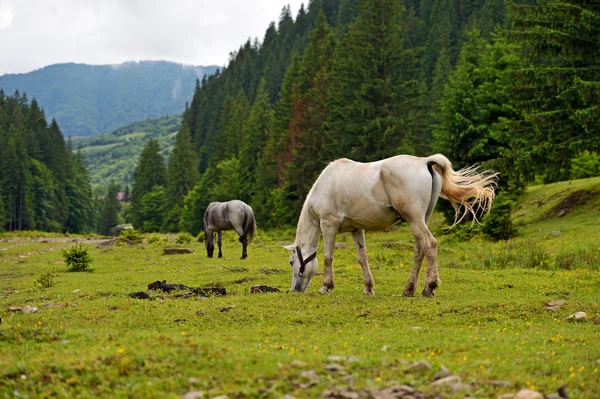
1, 0, 599, 236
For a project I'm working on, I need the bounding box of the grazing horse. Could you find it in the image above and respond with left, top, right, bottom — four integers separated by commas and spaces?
204, 200, 257, 259
283, 154, 497, 297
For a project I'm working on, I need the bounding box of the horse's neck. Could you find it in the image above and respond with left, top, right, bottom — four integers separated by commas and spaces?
295, 207, 320, 252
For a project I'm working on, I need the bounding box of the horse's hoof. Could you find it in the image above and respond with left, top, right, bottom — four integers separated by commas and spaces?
240, 256, 247, 260
318, 286, 331, 295
218, 255, 223, 258
422, 289, 435, 298
402, 289, 415, 297
363, 289, 375, 296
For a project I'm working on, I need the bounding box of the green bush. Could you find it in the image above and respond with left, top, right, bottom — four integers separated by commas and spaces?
176, 232, 193, 244
62, 243, 93, 272
482, 192, 516, 241
34, 270, 56, 288
148, 233, 168, 245
570, 150, 600, 179
120, 228, 142, 243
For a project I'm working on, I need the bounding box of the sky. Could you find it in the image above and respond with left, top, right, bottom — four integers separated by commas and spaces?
0, 0, 305, 75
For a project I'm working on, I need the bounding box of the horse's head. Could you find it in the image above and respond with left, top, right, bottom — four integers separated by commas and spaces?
283, 244, 318, 293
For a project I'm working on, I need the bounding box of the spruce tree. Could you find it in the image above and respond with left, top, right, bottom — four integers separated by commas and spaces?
131, 139, 167, 229
99, 181, 121, 236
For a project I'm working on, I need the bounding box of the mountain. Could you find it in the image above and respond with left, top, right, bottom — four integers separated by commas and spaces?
74, 115, 181, 189
0, 61, 218, 137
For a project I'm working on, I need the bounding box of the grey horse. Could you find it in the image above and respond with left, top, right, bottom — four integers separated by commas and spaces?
203, 200, 257, 259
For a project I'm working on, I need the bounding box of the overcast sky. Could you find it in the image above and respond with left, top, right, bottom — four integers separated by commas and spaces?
0, 0, 305, 75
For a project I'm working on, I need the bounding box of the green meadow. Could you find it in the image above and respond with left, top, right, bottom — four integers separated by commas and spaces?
1, 178, 600, 398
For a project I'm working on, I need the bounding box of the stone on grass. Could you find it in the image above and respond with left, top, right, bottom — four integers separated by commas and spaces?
514, 389, 544, 399
289, 360, 306, 368
182, 391, 204, 399
430, 375, 461, 387
410, 361, 432, 372
433, 365, 451, 380
22, 305, 39, 314
594, 314, 600, 324
325, 363, 345, 373
300, 370, 319, 379
250, 285, 281, 294
566, 312, 586, 320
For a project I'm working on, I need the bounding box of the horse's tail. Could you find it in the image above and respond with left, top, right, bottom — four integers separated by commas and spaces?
426, 154, 497, 226
242, 206, 257, 245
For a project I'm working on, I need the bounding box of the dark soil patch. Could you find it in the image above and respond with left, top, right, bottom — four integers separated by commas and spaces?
545, 190, 592, 218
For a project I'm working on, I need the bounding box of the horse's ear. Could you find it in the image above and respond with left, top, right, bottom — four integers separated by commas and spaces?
282, 244, 295, 251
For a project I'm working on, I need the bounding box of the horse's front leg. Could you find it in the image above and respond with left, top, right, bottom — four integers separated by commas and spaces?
206, 229, 215, 258
352, 229, 374, 296
217, 231, 223, 258
319, 222, 337, 294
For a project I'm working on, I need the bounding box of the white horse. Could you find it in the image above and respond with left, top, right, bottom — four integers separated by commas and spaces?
283, 154, 496, 297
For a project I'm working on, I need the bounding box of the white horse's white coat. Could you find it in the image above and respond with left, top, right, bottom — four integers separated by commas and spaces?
285, 154, 496, 296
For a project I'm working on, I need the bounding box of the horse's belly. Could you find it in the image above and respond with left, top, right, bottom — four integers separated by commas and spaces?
339, 207, 401, 232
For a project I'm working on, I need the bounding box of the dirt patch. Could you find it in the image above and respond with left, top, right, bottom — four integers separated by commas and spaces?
545, 190, 592, 218
96, 237, 134, 249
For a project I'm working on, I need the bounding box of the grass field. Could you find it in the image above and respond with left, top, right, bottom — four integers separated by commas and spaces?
1, 179, 600, 398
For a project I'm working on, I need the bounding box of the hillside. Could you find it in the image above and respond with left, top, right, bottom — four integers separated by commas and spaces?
0, 61, 217, 137
74, 115, 181, 188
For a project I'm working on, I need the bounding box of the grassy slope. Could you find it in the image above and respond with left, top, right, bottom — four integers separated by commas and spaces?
74, 115, 181, 189
1, 179, 599, 398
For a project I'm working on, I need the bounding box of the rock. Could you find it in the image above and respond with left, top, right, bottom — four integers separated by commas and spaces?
548, 230, 561, 238
195, 311, 205, 316
430, 375, 461, 387
410, 361, 432, 372
163, 248, 194, 255
250, 285, 281, 294
289, 360, 306, 368
328, 355, 343, 362
217, 306, 235, 312
325, 363, 345, 373
322, 389, 359, 399
566, 312, 586, 320
514, 389, 544, 399
488, 380, 511, 388
432, 366, 451, 380
594, 314, 600, 324
188, 377, 201, 383
22, 305, 39, 314
546, 300, 565, 311
192, 287, 227, 296
300, 370, 319, 379
335, 242, 348, 249
71, 289, 80, 293
8, 306, 22, 312
183, 391, 204, 399
128, 292, 151, 299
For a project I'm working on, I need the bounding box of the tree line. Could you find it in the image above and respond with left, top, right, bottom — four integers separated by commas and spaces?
128, 0, 598, 238
2, 0, 599, 238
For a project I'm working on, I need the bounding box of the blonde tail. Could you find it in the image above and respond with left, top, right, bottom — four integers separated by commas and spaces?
427, 154, 498, 226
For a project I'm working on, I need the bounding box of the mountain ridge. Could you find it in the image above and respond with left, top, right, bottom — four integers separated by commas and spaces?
0, 60, 218, 137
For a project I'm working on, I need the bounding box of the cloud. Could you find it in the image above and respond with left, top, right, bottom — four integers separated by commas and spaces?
0, 0, 305, 75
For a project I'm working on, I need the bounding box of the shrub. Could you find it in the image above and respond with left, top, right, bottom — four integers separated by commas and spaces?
62, 243, 93, 272
34, 270, 56, 288
176, 232, 193, 244
120, 228, 142, 243
570, 150, 600, 179
482, 192, 516, 241
148, 233, 167, 245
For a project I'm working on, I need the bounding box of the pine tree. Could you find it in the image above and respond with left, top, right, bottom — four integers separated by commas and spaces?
99, 181, 121, 236
131, 139, 167, 229
326, 0, 421, 162
163, 123, 200, 232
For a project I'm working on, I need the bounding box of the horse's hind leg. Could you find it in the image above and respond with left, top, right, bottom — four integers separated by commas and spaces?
352, 229, 374, 296
240, 235, 248, 260
406, 219, 439, 297
403, 239, 424, 297
217, 231, 223, 258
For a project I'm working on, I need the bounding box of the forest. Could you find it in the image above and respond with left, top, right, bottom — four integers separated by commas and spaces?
1, 0, 599, 237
